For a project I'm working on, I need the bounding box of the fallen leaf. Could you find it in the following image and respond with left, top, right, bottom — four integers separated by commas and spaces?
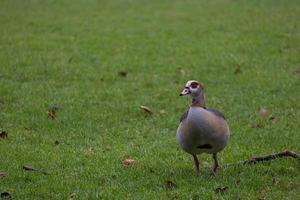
164, 180, 176, 189
214, 186, 228, 194
23, 165, 39, 172
48, 109, 56, 119
292, 68, 300, 75
284, 181, 295, 190
118, 71, 127, 77
122, 159, 135, 166
0, 172, 8, 178
258, 197, 266, 200
86, 147, 95, 156
0, 192, 11, 199
269, 116, 277, 124
69, 192, 76, 199
53, 139, 60, 145
140, 106, 153, 114
23, 165, 48, 174
0, 131, 7, 139
259, 107, 268, 117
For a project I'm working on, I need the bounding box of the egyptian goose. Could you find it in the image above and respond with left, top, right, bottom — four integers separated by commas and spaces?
176, 80, 230, 176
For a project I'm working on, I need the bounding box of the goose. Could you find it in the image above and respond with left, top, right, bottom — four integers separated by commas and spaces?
176, 80, 230, 176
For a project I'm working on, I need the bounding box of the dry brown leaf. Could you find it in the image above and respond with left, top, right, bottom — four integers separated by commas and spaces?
269, 116, 277, 124
292, 68, 300, 75
23, 165, 47, 174
86, 147, 95, 155
215, 186, 228, 194
284, 181, 295, 189
0, 172, 8, 178
259, 107, 268, 117
122, 159, 135, 166
53, 139, 60, 145
0, 192, 11, 199
164, 180, 176, 189
140, 106, 153, 114
69, 192, 76, 199
23, 165, 39, 172
48, 109, 56, 119
0, 131, 7, 139
47, 104, 63, 120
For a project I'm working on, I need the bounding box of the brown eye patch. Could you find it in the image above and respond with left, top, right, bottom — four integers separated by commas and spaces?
190, 82, 199, 88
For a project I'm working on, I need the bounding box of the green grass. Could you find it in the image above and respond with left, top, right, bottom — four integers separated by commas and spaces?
1, 0, 300, 199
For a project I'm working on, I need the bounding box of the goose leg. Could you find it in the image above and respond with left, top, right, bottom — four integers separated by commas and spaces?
211, 153, 219, 175
192, 154, 200, 176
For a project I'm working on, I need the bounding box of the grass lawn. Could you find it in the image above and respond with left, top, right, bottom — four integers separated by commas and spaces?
1, 0, 300, 199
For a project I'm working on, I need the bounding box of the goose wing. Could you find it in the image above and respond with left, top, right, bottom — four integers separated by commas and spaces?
206, 108, 225, 120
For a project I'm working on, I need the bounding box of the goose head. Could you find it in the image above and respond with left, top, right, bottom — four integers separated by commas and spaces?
179, 80, 205, 107
179, 80, 204, 97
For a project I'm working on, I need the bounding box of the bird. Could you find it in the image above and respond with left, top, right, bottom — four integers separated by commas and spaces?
176, 80, 230, 176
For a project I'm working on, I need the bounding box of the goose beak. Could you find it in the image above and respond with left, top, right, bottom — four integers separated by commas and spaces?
179, 87, 190, 96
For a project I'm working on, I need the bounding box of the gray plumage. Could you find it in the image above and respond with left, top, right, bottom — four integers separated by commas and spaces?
177, 107, 229, 155
180, 107, 225, 122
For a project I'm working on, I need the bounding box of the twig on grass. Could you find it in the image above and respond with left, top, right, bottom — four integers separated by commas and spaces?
224, 149, 300, 167
242, 150, 300, 164
23, 165, 48, 175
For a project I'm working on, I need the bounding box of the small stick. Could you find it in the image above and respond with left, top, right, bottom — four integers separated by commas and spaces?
243, 150, 300, 164
23, 165, 48, 175
223, 149, 300, 167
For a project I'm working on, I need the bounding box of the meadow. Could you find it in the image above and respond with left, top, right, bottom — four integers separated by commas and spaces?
0, 0, 299, 199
